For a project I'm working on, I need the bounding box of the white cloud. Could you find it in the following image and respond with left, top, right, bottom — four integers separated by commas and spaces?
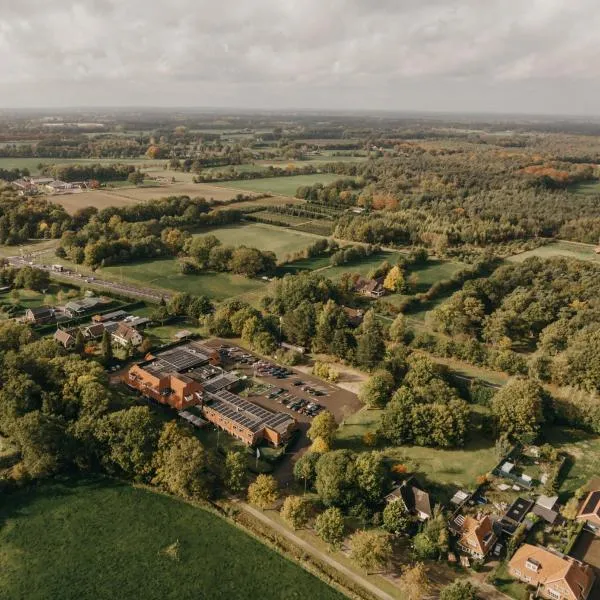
0, 0, 598, 112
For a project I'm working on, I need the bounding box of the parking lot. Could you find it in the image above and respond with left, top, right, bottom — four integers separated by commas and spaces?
203, 339, 362, 426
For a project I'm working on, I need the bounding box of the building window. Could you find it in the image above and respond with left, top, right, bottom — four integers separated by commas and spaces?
547, 589, 560, 600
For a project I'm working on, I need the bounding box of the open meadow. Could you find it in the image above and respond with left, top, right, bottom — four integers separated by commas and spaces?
101, 258, 266, 300
507, 240, 600, 264
0, 157, 166, 173
0, 478, 345, 600
213, 173, 344, 196
53, 182, 255, 213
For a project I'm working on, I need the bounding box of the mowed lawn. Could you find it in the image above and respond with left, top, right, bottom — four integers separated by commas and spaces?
213, 174, 345, 196
199, 223, 323, 259
0, 479, 345, 600
507, 241, 600, 265
101, 258, 265, 300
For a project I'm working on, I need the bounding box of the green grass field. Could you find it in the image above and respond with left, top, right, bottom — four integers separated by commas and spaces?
101, 259, 266, 300
200, 222, 323, 259
322, 251, 406, 281
213, 174, 345, 196
508, 241, 600, 264
336, 408, 499, 502
569, 181, 600, 196
0, 478, 345, 600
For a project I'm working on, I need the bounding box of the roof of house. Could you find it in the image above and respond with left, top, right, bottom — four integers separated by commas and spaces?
578, 490, 600, 521
28, 306, 54, 318
458, 515, 495, 555
343, 306, 364, 320
401, 482, 433, 518
356, 277, 384, 293
532, 504, 559, 525
536, 495, 559, 511
93, 310, 128, 322
83, 323, 105, 338
113, 323, 141, 342
509, 544, 594, 600
54, 328, 75, 346
65, 297, 102, 313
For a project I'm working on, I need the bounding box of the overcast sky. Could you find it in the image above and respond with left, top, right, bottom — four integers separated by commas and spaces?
0, 0, 598, 115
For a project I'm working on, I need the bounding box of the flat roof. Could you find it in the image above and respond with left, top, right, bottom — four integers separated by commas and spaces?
141, 342, 213, 376
206, 389, 295, 435
504, 497, 534, 523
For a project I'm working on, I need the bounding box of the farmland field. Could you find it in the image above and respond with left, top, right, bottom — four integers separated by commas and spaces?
213, 174, 345, 196
0, 478, 345, 600
53, 183, 253, 213
199, 222, 323, 258
508, 240, 600, 264
100, 258, 265, 300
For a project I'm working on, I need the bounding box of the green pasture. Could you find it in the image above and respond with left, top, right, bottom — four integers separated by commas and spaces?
213, 174, 344, 196
0, 478, 344, 600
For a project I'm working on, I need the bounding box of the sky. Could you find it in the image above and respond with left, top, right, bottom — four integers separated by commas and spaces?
0, 0, 599, 115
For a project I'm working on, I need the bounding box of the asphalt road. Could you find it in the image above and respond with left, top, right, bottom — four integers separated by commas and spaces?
6, 255, 171, 302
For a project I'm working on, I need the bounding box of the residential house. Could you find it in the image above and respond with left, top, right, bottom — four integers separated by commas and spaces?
24, 306, 55, 325
454, 514, 496, 559
81, 323, 105, 340
112, 323, 143, 348
54, 328, 76, 349
499, 497, 535, 535
385, 477, 433, 521
92, 310, 128, 323
577, 490, 600, 533
509, 544, 595, 600
354, 277, 386, 298
64, 297, 109, 318
533, 495, 561, 526
342, 306, 364, 327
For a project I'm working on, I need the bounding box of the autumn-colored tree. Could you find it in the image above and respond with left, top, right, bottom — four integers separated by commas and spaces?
383, 265, 406, 292
314, 507, 345, 550
307, 410, 338, 446
247, 474, 279, 509
401, 563, 432, 600
280, 495, 311, 530
349, 530, 393, 574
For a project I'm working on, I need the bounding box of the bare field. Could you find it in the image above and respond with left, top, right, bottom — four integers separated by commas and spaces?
53, 183, 256, 213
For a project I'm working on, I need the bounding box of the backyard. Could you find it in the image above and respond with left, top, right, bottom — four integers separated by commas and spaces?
0, 478, 345, 600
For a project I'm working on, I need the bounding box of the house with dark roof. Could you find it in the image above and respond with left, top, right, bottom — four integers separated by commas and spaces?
509, 544, 595, 600
81, 323, 105, 340
533, 495, 561, 525
385, 477, 433, 521
24, 306, 55, 325
577, 490, 600, 533
342, 306, 364, 327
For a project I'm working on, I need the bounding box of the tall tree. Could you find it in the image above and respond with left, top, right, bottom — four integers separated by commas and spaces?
314, 507, 345, 550
247, 474, 279, 509
349, 530, 392, 574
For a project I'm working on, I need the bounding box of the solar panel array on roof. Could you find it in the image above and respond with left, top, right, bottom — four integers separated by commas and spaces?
581, 491, 600, 515
203, 372, 239, 393
206, 389, 295, 434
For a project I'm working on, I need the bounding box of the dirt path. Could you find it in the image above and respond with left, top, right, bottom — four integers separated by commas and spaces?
237, 501, 396, 600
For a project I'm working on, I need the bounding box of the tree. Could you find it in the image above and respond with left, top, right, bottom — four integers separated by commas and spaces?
225, 450, 247, 494
101, 329, 113, 363
383, 500, 412, 534
356, 311, 385, 370
383, 265, 406, 292
389, 313, 406, 343
95, 406, 159, 480
247, 474, 278, 509
294, 451, 320, 491
74, 329, 85, 354
307, 410, 338, 446
127, 170, 145, 185
355, 451, 388, 505
153, 421, 211, 500
401, 563, 432, 600
315, 450, 358, 508
280, 495, 311, 530
358, 370, 395, 408
491, 378, 547, 442
314, 507, 345, 550
349, 530, 392, 574
439, 580, 477, 600
186, 234, 221, 266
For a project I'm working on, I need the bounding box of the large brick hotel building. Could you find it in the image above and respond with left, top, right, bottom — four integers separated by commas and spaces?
124, 342, 296, 447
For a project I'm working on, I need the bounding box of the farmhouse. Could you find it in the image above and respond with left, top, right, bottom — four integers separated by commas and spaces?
354, 277, 386, 298
453, 514, 496, 559
577, 490, 600, 533
509, 544, 595, 600
24, 306, 55, 325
